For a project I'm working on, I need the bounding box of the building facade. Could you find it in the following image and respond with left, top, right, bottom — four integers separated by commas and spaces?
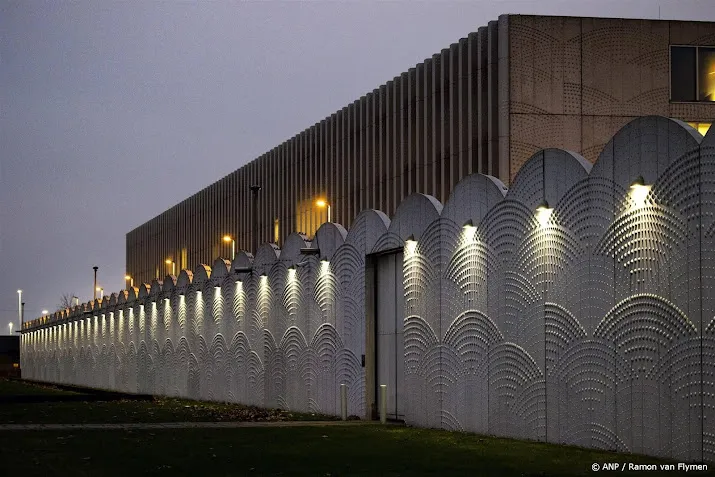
126, 14, 715, 284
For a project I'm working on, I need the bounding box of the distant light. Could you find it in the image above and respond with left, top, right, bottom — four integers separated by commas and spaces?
42, 310, 48, 315
124, 275, 131, 280
316, 199, 327, 208
96, 287, 102, 291
223, 235, 233, 243
405, 234, 417, 254
17, 290, 22, 294
629, 176, 651, 208
165, 259, 173, 264
535, 201, 553, 227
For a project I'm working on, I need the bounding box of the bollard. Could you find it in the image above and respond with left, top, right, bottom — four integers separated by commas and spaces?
379, 384, 387, 424
340, 383, 348, 421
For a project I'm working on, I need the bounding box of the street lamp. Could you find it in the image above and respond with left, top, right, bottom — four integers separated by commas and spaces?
42, 310, 48, 315
316, 199, 331, 223
165, 259, 176, 276
223, 235, 236, 260
96, 287, 104, 300
8, 322, 12, 335
125, 275, 134, 288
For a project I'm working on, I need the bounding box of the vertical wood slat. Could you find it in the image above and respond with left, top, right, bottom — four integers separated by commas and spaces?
487, 21, 499, 178
408, 67, 416, 196
450, 43, 459, 191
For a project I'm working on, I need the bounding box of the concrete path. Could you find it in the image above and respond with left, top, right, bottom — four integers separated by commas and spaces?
0, 420, 384, 431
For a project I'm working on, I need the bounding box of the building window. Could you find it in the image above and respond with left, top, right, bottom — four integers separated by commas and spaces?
671, 46, 715, 102
687, 121, 712, 137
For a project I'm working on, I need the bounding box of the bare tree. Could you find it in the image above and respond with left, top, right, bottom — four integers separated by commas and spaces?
56, 293, 78, 311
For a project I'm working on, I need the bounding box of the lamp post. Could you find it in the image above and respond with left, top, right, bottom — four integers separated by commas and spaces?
223, 235, 236, 260
96, 287, 104, 300
17, 289, 22, 334
316, 199, 331, 223
165, 259, 176, 276
93, 266, 99, 300
250, 185, 262, 254
125, 275, 134, 288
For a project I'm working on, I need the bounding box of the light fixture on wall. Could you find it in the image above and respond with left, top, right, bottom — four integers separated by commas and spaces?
405, 234, 417, 254
629, 176, 651, 208
316, 199, 331, 223
125, 275, 134, 288
165, 259, 176, 276
463, 219, 477, 242
535, 201, 553, 227
223, 235, 236, 260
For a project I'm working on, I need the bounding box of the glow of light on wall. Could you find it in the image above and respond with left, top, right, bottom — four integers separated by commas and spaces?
320, 258, 329, 275
535, 202, 553, 227
630, 177, 651, 208
405, 235, 417, 254
288, 267, 296, 280
463, 220, 477, 243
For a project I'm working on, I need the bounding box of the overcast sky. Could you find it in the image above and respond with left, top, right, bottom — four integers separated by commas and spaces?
2, 0, 714, 333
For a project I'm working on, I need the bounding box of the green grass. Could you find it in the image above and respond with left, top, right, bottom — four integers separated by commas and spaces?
0, 378, 82, 396
0, 378, 337, 424
1, 426, 705, 477
0, 397, 338, 424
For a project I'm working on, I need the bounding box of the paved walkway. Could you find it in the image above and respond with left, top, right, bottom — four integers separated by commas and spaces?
0, 420, 384, 431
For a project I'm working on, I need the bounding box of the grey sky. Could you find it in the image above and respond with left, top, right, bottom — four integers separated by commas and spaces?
2, 0, 714, 333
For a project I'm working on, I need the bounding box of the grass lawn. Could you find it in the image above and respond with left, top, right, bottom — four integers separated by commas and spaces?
1, 425, 704, 477
0, 378, 337, 424
0, 378, 82, 396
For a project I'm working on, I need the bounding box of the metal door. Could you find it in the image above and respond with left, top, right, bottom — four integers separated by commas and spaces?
375, 252, 405, 420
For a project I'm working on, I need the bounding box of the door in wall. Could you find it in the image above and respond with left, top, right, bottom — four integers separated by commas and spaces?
375, 252, 405, 420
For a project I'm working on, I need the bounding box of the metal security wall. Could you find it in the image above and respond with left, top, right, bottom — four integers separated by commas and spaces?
27, 117, 715, 461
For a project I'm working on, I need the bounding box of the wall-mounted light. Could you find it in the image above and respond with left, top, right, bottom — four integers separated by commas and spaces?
535, 201, 553, 227
463, 220, 477, 242
405, 234, 417, 254
125, 275, 134, 288
629, 176, 651, 208
223, 235, 236, 260
165, 259, 176, 276
316, 199, 332, 223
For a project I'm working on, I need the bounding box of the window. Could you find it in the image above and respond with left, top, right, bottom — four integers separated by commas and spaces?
671, 46, 715, 102
687, 121, 712, 137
